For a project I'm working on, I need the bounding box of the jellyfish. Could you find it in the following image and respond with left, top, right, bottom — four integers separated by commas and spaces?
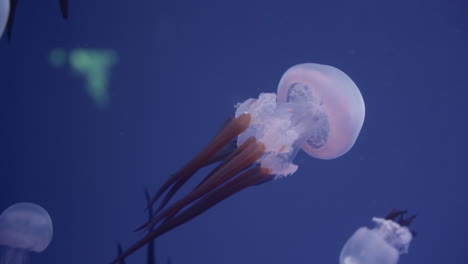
0, 0, 9, 38
0, 203, 53, 264
59, 0, 68, 19
339, 210, 416, 264
112, 63, 365, 262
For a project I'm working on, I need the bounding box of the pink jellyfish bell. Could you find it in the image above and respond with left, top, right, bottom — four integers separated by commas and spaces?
276, 63, 365, 160
112, 63, 365, 263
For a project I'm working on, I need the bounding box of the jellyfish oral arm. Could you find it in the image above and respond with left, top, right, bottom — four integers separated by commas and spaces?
113, 92, 323, 263
140, 136, 267, 230
112, 166, 271, 263
146, 113, 252, 213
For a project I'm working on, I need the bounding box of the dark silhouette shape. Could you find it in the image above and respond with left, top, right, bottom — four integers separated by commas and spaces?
384, 209, 417, 237
5, 0, 18, 40
384, 209, 407, 220
59, 0, 68, 19
144, 188, 156, 264
112, 115, 272, 263
5, 0, 68, 40
398, 214, 417, 227
116, 244, 126, 264
146, 117, 238, 215
115, 188, 159, 264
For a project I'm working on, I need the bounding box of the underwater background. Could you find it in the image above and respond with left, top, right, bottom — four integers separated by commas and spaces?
1, 0, 467, 263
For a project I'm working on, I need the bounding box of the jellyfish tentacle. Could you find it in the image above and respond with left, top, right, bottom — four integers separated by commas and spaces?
138, 137, 264, 231
59, 0, 68, 19
158, 166, 272, 234
398, 214, 416, 227
212, 116, 234, 138
201, 139, 238, 167
154, 172, 194, 214
156, 120, 241, 214
143, 188, 156, 264
116, 244, 126, 264
385, 209, 407, 220
147, 113, 251, 211
195, 137, 263, 193
112, 166, 272, 264
6, 0, 19, 40
195, 138, 249, 191
153, 139, 242, 215
144, 188, 154, 219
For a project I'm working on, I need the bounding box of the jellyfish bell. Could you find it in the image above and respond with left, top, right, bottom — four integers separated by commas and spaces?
0, 203, 53, 263
0, 0, 9, 38
277, 63, 365, 159
112, 63, 365, 262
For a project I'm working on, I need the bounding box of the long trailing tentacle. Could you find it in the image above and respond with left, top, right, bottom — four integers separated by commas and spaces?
153, 175, 191, 214
116, 244, 126, 264
384, 209, 407, 220
116, 189, 154, 264
194, 137, 253, 192
59, 0, 68, 19
201, 140, 238, 167
137, 137, 264, 231
153, 121, 239, 214
384, 209, 417, 237
153, 139, 239, 215
111, 166, 272, 264
156, 166, 272, 235
144, 188, 156, 264
200, 117, 238, 167
146, 113, 251, 212
398, 214, 416, 227
6, 0, 19, 40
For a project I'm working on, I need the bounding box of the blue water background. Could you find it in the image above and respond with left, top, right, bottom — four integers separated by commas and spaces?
0, 0, 467, 263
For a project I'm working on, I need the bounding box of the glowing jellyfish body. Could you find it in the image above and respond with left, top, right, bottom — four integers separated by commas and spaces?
47, 48, 118, 109
113, 63, 365, 262
0, 203, 53, 264
0, 0, 9, 38
340, 215, 414, 264
69, 49, 118, 109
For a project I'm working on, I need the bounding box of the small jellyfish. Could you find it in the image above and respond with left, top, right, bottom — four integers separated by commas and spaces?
0, 0, 9, 38
113, 63, 365, 262
0, 203, 53, 264
339, 210, 416, 264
